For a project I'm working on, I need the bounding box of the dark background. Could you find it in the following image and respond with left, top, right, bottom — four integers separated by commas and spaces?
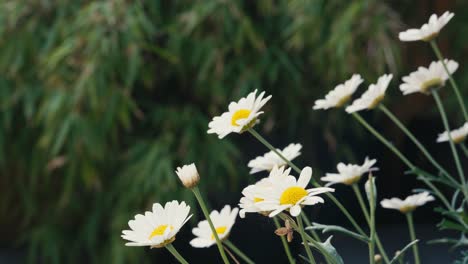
0, 0, 467, 263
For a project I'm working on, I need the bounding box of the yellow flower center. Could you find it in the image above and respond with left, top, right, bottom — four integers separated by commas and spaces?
421, 78, 443, 93
231, 109, 251, 126
336, 95, 352, 107
149, 225, 173, 239
279, 186, 307, 205
253, 197, 264, 203
211, 226, 228, 240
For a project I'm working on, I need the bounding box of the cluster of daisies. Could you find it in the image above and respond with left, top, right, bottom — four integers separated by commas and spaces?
120, 10, 465, 263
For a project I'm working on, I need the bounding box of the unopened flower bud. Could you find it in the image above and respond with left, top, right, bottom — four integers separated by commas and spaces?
374, 254, 382, 263
175, 163, 200, 189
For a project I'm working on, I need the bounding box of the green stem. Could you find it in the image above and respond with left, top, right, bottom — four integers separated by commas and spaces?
405, 213, 420, 264
192, 187, 230, 264
297, 215, 316, 264
461, 143, 468, 158
369, 177, 376, 264
273, 217, 296, 264
247, 128, 302, 173
432, 91, 467, 194
351, 184, 370, 223
165, 244, 189, 264
302, 214, 322, 242
430, 40, 468, 122
379, 104, 459, 187
248, 128, 367, 237
374, 234, 390, 264
224, 240, 255, 264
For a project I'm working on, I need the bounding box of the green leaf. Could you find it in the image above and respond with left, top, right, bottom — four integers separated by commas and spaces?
307, 236, 344, 264
389, 240, 419, 264
307, 222, 369, 243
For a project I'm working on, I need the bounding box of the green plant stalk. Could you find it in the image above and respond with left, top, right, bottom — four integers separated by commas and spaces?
223, 240, 255, 264
405, 213, 420, 264
432, 91, 467, 194
461, 143, 468, 158
248, 127, 390, 262
165, 244, 189, 264
273, 217, 296, 264
430, 40, 468, 122
378, 104, 459, 187
297, 215, 316, 264
351, 113, 452, 209
247, 128, 366, 237
302, 214, 322, 242
192, 187, 230, 264
369, 177, 376, 264
351, 184, 370, 223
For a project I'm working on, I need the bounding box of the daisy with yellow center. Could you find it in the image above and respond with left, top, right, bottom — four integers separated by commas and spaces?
121, 200, 192, 248
247, 143, 302, 174
190, 205, 239, 248
313, 74, 363, 110
238, 170, 280, 218
436, 122, 468, 144
400, 59, 458, 95
380, 192, 434, 214
255, 166, 334, 217
346, 74, 393, 113
399, 11, 454, 42
207, 89, 272, 139
320, 158, 378, 186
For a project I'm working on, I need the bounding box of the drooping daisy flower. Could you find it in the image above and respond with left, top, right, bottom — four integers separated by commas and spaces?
256, 166, 334, 217
320, 158, 377, 186
436, 122, 468, 144
399, 11, 454, 42
190, 205, 239, 248
247, 143, 302, 174
175, 163, 200, 189
313, 74, 363, 110
400, 59, 458, 95
380, 192, 435, 213
207, 90, 272, 139
346, 74, 393, 113
122, 201, 192, 247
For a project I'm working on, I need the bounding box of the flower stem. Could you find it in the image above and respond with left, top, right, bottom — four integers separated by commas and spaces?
430, 40, 468, 122
461, 143, 468, 158
368, 177, 376, 264
378, 104, 459, 187
273, 217, 296, 264
405, 212, 420, 264
165, 244, 189, 264
192, 187, 230, 264
301, 214, 322, 242
248, 128, 366, 237
223, 240, 255, 264
432, 91, 467, 194
297, 215, 316, 264
351, 184, 370, 223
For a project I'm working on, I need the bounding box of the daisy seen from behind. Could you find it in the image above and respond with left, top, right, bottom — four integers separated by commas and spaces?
380, 192, 435, 214
400, 59, 458, 95
399, 11, 454, 42
255, 166, 334, 217
320, 157, 378, 186
121, 200, 192, 248
207, 89, 272, 139
313, 74, 363, 110
436, 122, 468, 144
346, 74, 393, 113
190, 205, 239, 248
247, 143, 302, 174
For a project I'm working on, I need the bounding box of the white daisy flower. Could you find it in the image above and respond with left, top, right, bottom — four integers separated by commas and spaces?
399, 11, 454, 42
346, 74, 393, 113
313, 74, 363, 110
190, 205, 239, 248
436, 122, 468, 144
400, 59, 458, 95
239, 176, 275, 218
255, 166, 334, 217
207, 90, 272, 139
380, 192, 435, 213
175, 163, 200, 189
122, 200, 192, 248
247, 143, 302, 174
320, 158, 377, 186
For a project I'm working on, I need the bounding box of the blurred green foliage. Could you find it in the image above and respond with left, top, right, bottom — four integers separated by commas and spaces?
0, 0, 466, 263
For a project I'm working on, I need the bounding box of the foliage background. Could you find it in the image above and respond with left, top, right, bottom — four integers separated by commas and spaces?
0, 0, 466, 263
